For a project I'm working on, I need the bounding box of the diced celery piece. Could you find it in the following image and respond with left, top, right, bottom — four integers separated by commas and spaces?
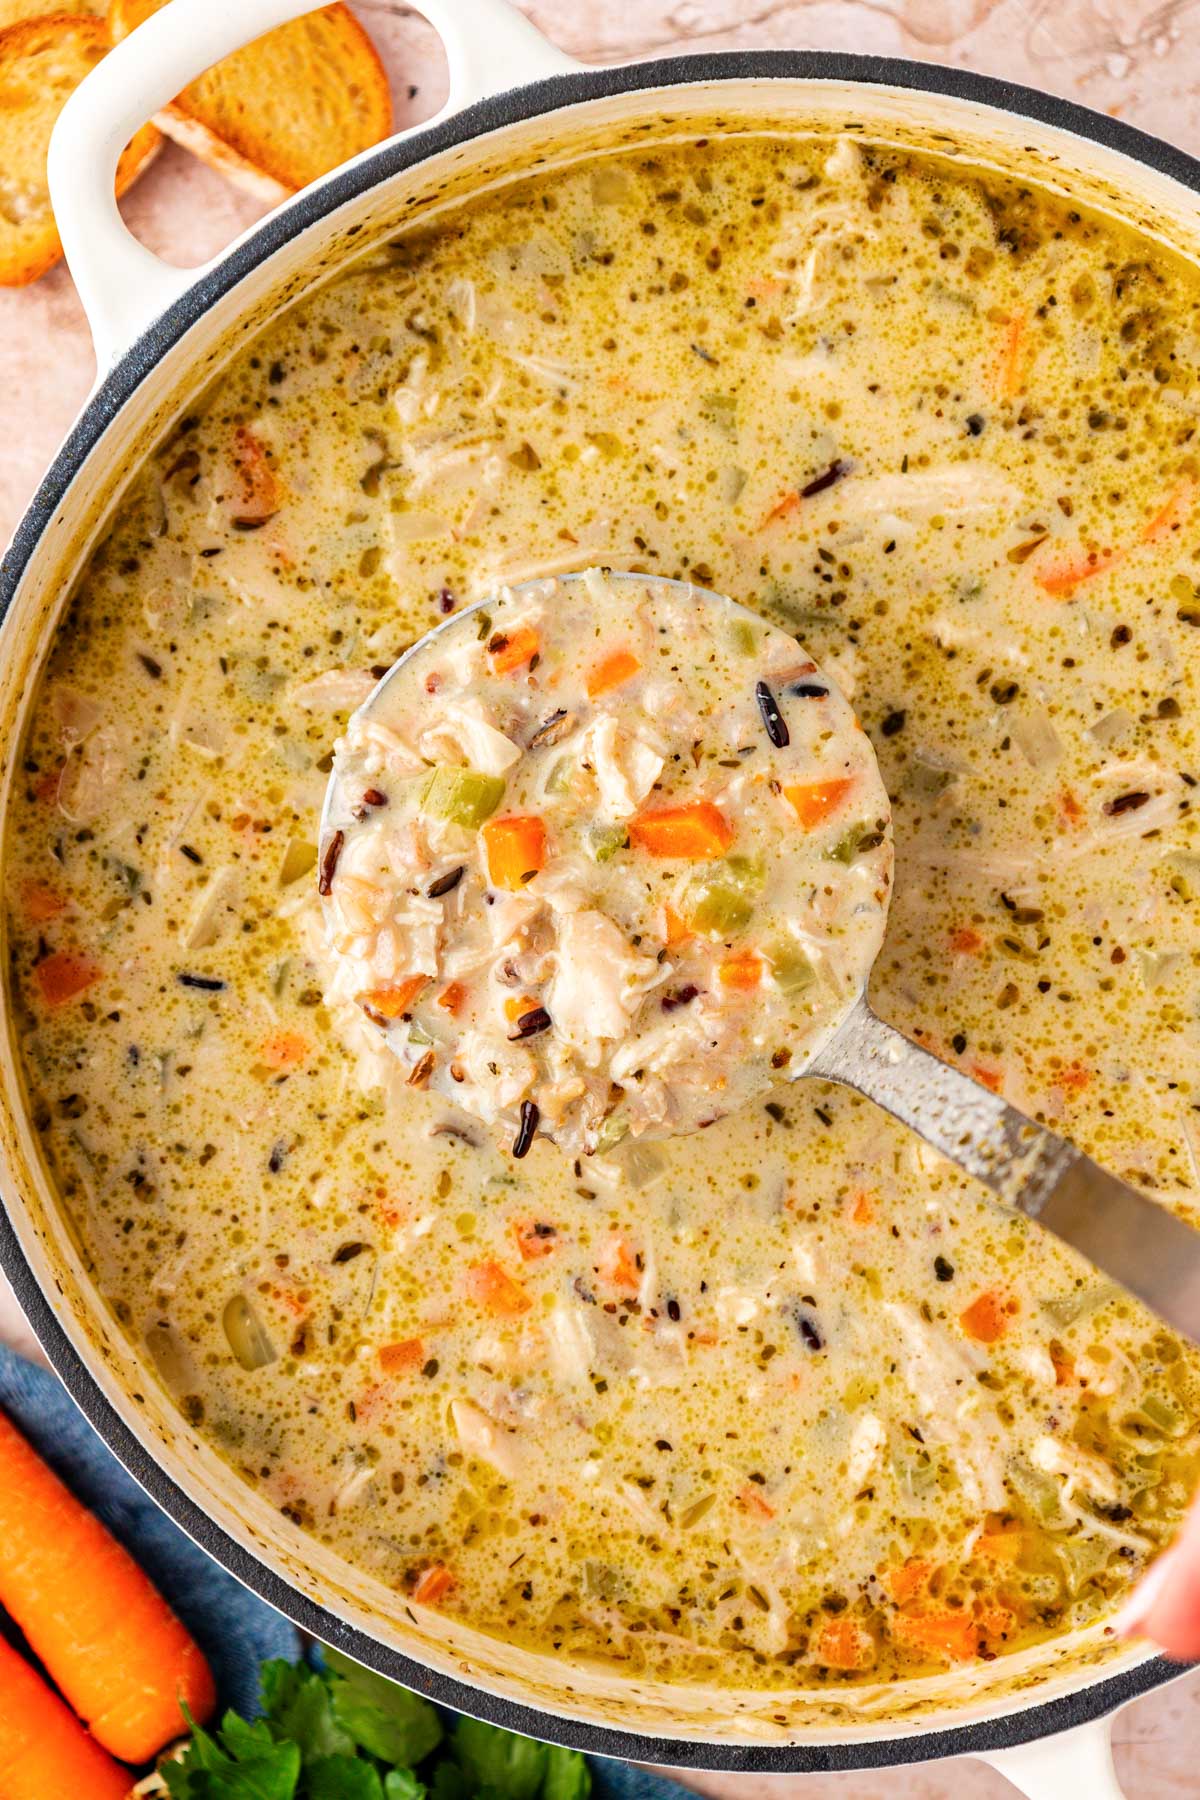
1055, 1535, 1112, 1592
688, 881, 752, 938
544, 757, 573, 796
1039, 1283, 1118, 1329
278, 839, 317, 886
686, 854, 765, 939
222, 1295, 277, 1372
701, 391, 738, 439
420, 766, 506, 826
767, 940, 815, 994
1007, 1454, 1062, 1523
1139, 1393, 1183, 1435
595, 1115, 630, 1153
727, 853, 765, 887
589, 823, 629, 864
828, 820, 885, 865
728, 618, 758, 655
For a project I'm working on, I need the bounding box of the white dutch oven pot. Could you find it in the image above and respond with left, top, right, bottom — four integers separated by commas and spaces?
1, 0, 1196, 1790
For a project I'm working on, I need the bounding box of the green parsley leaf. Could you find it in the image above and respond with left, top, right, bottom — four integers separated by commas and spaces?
307, 1756, 385, 1800
383, 1772, 428, 1800
324, 1648, 443, 1767
163, 1709, 302, 1800
542, 1746, 592, 1799
260, 1661, 355, 1766
452, 1717, 547, 1799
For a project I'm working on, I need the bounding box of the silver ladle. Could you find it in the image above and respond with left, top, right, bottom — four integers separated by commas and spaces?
323, 571, 1200, 1344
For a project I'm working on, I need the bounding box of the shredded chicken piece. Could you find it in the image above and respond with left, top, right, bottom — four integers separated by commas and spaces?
451, 1397, 523, 1480
545, 1300, 594, 1386
547, 911, 661, 1059
846, 463, 1026, 520
1030, 1433, 1120, 1504
417, 698, 521, 776
884, 1303, 1007, 1510
846, 1413, 886, 1489
290, 668, 377, 713
572, 713, 664, 821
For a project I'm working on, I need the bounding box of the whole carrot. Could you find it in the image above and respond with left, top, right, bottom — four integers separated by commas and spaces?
0, 1408, 215, 1762
0, 1633, 131, 1800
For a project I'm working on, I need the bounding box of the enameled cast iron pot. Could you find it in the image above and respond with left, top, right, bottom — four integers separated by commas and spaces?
2, 2, 1198, 1789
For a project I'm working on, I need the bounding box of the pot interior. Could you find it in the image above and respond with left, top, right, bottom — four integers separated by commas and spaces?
0, 65, 1193, 1757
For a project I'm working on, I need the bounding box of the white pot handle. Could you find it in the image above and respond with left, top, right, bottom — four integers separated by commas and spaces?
980, 1714, 1125, 1799
47, 0, 578, 370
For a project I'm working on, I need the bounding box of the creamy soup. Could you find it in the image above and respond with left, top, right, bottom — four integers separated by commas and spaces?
8, 131, 1200, 1692
321, 571, 891, 1154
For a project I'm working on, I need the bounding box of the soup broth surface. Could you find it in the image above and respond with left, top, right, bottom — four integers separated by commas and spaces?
9, 130, 1200, 1692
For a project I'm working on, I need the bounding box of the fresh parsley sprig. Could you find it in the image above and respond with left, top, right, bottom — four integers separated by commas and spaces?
162, 1650, 590, 1800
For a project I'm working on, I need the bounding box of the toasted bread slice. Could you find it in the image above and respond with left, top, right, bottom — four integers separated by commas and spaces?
0, 0, 99, 25
0, 14, 159, 286
107, 0, 392, 204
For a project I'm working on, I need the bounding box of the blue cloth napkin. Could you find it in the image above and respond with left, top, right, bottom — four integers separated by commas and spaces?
0, 1345, 687, 1796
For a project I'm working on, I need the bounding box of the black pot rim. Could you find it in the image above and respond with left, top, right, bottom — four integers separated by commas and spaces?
0, 45, 1194, 1774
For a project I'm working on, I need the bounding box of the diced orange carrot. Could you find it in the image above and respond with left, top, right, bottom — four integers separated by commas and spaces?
993, 310, 1027, 400
258, 1031, 308, 1071
1035, 546, 1123, 598
232, 425, 281, 523
747, 274, 787, 300
630, 800, 733, 859
816, 1616, 876, 1671
970, 1063, 1003, 1093
663, 904, 692, 946
489, 625, 540, 675
848, 1189, 875, 1225
438, 981, 467, 1015
504, 994, 540, 1023
882, 1559, 934, 1605
464, 1259, 531, 1317
976, 1528, 1023, 1566
412, 1563, 455, 1606
783, 777, 856, 829
483, 814, 547, 890
1141, 477, 1194, 544
21, 882, 66, 922
1055, 1062, 1092, 1094
513, 1218, 558, 1261
379, 1338, 425, 1374
719, 950, 762, 990
597, 1235, 641, 1294
362, 974, 428, 1020
587, 648, 642, 698
1059, 788, 1085, 827
950, 926, 983, 954
1051, 1350, 1075, 1386
894, 1608, 978, 1662
757, 489, 802, 531
977, 1603, 1018, 1641
34, 952, 101, 1008
737, 1483, 776, 1522
960, 1288, 1015, 1344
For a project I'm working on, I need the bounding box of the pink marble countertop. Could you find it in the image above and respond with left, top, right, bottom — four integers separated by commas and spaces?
2, 1, 1200, 1793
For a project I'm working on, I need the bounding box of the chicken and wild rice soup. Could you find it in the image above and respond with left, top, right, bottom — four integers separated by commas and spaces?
9, 131, 1200, 1691
320, 572, 892, 1156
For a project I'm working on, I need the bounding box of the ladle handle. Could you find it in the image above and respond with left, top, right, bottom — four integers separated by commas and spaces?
810, 995, 1200, 1343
